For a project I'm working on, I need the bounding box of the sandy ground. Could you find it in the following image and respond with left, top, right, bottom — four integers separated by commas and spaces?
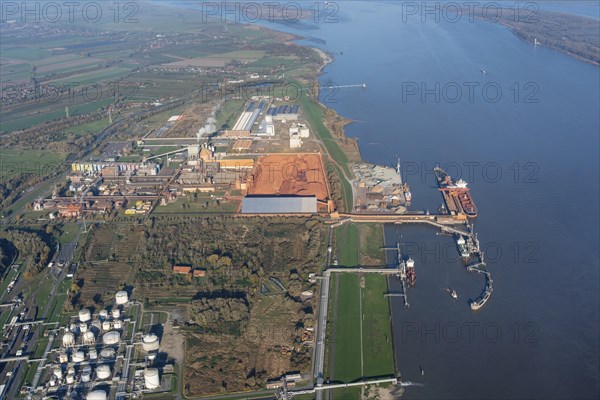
248, 153, 330, 201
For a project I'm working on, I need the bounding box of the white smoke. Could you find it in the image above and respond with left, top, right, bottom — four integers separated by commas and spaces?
198, 101, 222, 137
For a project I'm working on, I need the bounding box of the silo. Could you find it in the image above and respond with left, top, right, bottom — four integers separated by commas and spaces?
79, 308, 92, 323
102, 331, 120, 345
142, 333, 160, 352
96, 364, 111, 380
144, 368, 160, 389
115, 291, 129, 305
62, 332, 75, 347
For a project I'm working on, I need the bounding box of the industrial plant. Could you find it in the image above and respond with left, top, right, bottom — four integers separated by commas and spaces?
7, 289, 175, 399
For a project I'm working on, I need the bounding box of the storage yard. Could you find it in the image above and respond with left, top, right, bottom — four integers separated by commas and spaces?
247, 153, 332, 212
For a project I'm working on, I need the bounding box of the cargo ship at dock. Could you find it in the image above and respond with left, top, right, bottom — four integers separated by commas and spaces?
434, 167, 478, 218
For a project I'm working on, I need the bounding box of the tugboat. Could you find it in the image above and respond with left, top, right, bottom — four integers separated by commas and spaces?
456, 236, 470, 260
406, 258, 416, 286
447, 288, 458, 299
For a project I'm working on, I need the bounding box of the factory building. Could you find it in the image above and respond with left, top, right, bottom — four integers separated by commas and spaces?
241, 196, 317, 214
268, 104, 299, 120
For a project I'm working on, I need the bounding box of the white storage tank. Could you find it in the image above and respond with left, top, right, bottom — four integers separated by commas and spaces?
53, 367, 63, 379
102, 331, 120, 345
142, 333, 160, 352
112, 308, 121, 319
113, 320, 122, 330
72, 350, 85, 363
79, 308, 92, 323
99, 309, 108, 320
91, 320, 102, 334
89, 348, 98, 360
69, 323, 78, 333
102, 321, 111, 332
144, 368, 160, 389
99, 348, 116, 360
59, 353, 68, 363
80, 323, 88, 333
81, 366, 92, 382
96, 364, 111, 380
68, 367, 75, 375
83, 331, 95, 345
115, 291, 129, 305
66, 374, 74, 384
62, 332, 75, 347
87, 390, 107, 400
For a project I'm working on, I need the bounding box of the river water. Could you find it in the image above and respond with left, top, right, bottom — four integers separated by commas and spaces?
165, 1, 599, 398
263, 2, 599, 398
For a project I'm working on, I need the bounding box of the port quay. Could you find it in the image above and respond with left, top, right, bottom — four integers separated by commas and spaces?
273, 166, 493, 399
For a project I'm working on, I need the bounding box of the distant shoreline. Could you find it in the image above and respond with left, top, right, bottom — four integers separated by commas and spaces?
477, 8, 600, 67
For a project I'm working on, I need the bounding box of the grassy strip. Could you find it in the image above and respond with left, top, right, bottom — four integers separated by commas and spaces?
359, 223, 385, 264
362, 274, 395, 377
300, 94, 354, 211
335, 224, 359, 267
299, 94, 349, 175
331, 273, 362, 382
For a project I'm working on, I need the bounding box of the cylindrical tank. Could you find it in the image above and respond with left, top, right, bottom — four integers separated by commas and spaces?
49, 376, 57, 387
69, 323, 78, 333
115, 291, 129, 305
89, 349, 98, 360
99, 348, 116, 360
72, 350, 85, 363
80, 323, 88, 333
113, 320, 122, 330
66, 374, 74, 384
62, 332, 75, 347
81, 369, 91, 382
96, 364, 111, 380
91, 321, 102, 334
99, 309, 108, 320
86, 390, 107, 400
53, 368, 63, 379
59, 353, 68, 363
68, 367, 75, 375
83, 331, 95, 345
144, 368, 160, 389
112, 308, 121, 319
102, 331, 120, 345
102, 321, 111, 332
142, 333, 159, 352
79, 308, 92, 323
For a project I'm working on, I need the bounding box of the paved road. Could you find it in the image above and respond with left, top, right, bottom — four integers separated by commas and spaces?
315, 226, 334, 400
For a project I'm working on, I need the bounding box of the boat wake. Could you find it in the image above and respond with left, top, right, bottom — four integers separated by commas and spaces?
400, 381, 425, 387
